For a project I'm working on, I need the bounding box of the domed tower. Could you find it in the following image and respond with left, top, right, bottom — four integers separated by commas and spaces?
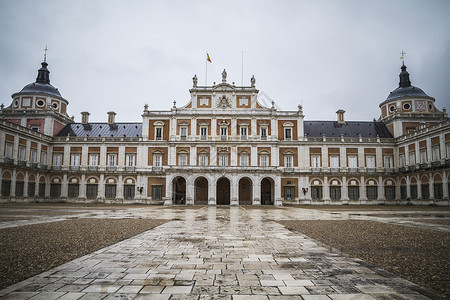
0, 58, 72, 136
379, 63, 447, 138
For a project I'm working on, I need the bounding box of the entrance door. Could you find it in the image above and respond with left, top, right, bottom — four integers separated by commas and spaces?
195, 177, 208, 205
261, 178, 274, 205
216, 177, 230, 205
239, 177, 252, 205
173, 177, 186, 204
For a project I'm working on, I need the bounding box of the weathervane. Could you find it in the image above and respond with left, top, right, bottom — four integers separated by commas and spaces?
400, 49, 406, 65
43, 46, 49, 62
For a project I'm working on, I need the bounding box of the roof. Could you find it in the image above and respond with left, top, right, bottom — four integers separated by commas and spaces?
19, 82, 62, 97
56, 123, 142, 137
304, 121, 393, 138
384, 85, 429, 102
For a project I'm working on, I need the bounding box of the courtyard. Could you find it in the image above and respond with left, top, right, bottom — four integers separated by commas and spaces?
0, 204, 449, 299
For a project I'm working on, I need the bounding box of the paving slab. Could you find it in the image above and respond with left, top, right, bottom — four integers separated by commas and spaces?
0, 206, 442, 299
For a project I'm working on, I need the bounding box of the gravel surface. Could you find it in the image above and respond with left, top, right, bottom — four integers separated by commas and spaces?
413, 219, 450, 226
278, 219, 450, 298
0, 218, 167, 290
297, 205, 450, 211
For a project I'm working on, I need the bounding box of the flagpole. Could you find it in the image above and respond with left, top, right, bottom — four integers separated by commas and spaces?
241, 50, 244, 86
205, 52, 208, 86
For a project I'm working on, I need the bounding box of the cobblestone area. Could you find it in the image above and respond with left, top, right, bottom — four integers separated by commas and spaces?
0, 206, 445, 299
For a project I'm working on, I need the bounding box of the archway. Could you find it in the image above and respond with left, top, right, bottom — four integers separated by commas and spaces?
239, 177, 252, 205
261, 177, 274, 205
216, 177, 230, 205
195, 177, 208, 205
172, 176, 186, 204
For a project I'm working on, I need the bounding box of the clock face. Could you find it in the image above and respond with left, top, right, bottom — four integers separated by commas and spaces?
416, 101, 425, 111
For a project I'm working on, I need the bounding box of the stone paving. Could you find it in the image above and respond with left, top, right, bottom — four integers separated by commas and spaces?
0, 206, 445, 299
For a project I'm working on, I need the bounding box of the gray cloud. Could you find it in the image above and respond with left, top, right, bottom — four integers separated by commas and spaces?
1, 0, 449, 122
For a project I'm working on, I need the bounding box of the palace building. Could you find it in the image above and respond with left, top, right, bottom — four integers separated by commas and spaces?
0, 59, 449, 205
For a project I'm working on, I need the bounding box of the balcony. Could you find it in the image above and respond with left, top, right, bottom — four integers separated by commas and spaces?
107, 166, 117, 172
311, 167, 321, 173
330, 167, 340, 173
52, 165, 61, 171
221, 135, 227, 141
241, 136, 247, 141
18, 160, 27, 167
431, 161, 442, 168
348, 168, 357, 173
284, 167, 294, 173
88, 166, 98, 171
4, 157, 14, 165
71, 166, 80, 171
30, 162, 38, 169
40, 164, 48, 170
384, 168, 393, 173
408, 165, 416, 171
366, 168, 376, 173
200, 135, 207, 141
446, 159, 450, 167
419, 163, 429, 170
261, 136, 267, 140
126, 166, 135, 172
152, 166, 162, 172
399, 167, 407, 173
180, 135, 187, 141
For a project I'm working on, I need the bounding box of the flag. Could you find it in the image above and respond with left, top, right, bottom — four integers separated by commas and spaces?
207, 53, 212, 63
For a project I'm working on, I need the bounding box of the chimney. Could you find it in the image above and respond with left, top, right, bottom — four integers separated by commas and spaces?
336, 109, 345, 125
107, 111, 116, 124
81, 111, 90, 124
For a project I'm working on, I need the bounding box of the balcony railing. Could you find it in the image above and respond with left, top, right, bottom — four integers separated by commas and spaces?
4, 158, 14, 165
366, 168, 376, 173
107, 166, 117, 172
419, 163, 429, 170
88, 166, 98, 171
180, 136, 187, 141
52, 165, 61, 171
311, 167, 321, 173
284, 167, 294, 173
126, 166, 135, 172
30, 162, 38, 169
40, 164, 48, 170
152, 166, 162, 172
348, 168, 357, 173
330, 167, 340, 173
18, 160, 27, 167
71, 166, 80, 171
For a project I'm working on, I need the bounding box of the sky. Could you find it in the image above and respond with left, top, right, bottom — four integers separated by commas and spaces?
0, 0, 449, 123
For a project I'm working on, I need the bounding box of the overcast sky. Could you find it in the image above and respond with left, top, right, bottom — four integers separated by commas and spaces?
1, 0, 449, 123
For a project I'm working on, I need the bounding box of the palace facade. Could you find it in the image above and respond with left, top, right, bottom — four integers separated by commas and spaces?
0, 60, 449, 205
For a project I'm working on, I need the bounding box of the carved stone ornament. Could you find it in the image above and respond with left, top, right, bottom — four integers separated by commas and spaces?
217, 95, 232, 108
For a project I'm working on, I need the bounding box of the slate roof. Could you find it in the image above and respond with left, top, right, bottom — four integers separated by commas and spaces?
19, 82, 62, 97
56, 123, 142, 137
304, 121, 393, 138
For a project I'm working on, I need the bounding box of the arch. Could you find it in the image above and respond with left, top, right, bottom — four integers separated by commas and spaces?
216, 177, 230, 205
2, 171, 12, 180
68, 176, 80, 184
434, 173, 442, 182
28, 174, 36, 182
383, 178, 396, 186
410, 176, 417, 184
421, 175, 429, 183
86, 176, 99, 184
16, 173, 25, 181
51, 176, 63, 183
194, 176, 208, 205
123, 177, 136, 185
238, 177, 253, 205
365, 178, 378, 186
261, 177, 274, 205
39, 175, 46, 183
105, 177, 117, 184
310, 178, 323, 185
329, 178, 341, 186
400, 178, 407, 185
347, 178, 360, 186
123, 177, 136, 200
173, 176, 186, 204
347, 178, 360, 200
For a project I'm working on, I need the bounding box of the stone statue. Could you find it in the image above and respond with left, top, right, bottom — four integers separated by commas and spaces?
251, 75, 256, 87
193, 74, 198, 87
222, 69, 227, 83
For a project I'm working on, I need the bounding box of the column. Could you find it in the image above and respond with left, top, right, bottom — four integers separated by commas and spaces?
164, 177, 172, 206
208, 175, 216, 205
360, 175, 367, 203
377, 176, 385, 201
406, 175, 411, 199
10, 169, 17, 202
186, 175, 194, 205
274, 175, 282, 206
417, 177, 422, 200
191, 118, 197, 141
442, 171, 449, 200
429, 176, 434, 202
23, 171, 29, 200
323, 176, 330, 203
117, 175, 124, 201
61, 174, 68, 201
252, 177, 260, 205
98, 174, 105, 203
341, 176, 348, 204
230, 174, 238, 206
79, 174, 87, 200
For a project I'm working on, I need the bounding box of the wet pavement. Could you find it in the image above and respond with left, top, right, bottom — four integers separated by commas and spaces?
0, 205, 447, 299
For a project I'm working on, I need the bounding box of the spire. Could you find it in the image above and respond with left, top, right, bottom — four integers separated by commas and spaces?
398, 64, 411, 88
36, 61, 51, 84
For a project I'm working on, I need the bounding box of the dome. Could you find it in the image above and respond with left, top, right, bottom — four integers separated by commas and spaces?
385, 85, 428, 101
20, 82, 61, 97
15, 61, 62, 98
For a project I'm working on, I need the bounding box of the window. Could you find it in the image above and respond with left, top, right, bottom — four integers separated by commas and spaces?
71, 153, 80, 166
366, 155, 375, 168
410, 185, 418, 199
240, 154, 249, 167
329, 155, 339, 168
180, 127, 187, 140
419, 149, 427, 164
385, 186, 395, 200
260, 155, 269, 167
446, 143, 450, 158
105, 184, 116, 198
260, 127, 267, 140
432, 146, 440, 161
219, 154, 228, 166
178, 154, 188, 166
348, 186, 359, 200
152, 185, 163, 200
240, 127, 248, 140
330, 186, 341, 200
18, 146, 26, 161
220, 127, 228, 140
399, 154, 405, 167
86, 184, 98, 199
284, 128, 292, 141
311, 186, 322, 200
384, 156, 393, 168
200, 127, 207, 140
39, 183, 45, 197
367, 186, 377, 200
409, 151, 415, 165
311, 155, 321, 168
108, 154, 117, 166
421, 184, 429, 199
199, 154, 208, 166
434, 183, 443, 199
68, 184, 79, 198
155, 127, 162, 140
28, 182, 36, 197
126, 154, 135, 166
284, 186, 295, 200
53, 153, 62, 166
30, 149, 37, 163
41, 151, 47, 165
124, 185, 135, 199
284, 155, 293, 168
153, 154, 162, 167
348, 155, 357, 168
16, 181, 24, 197
1, 180, 11, 196
5, 143, 13, 158
50, 183, 61, 198
89, 154, 99, 166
